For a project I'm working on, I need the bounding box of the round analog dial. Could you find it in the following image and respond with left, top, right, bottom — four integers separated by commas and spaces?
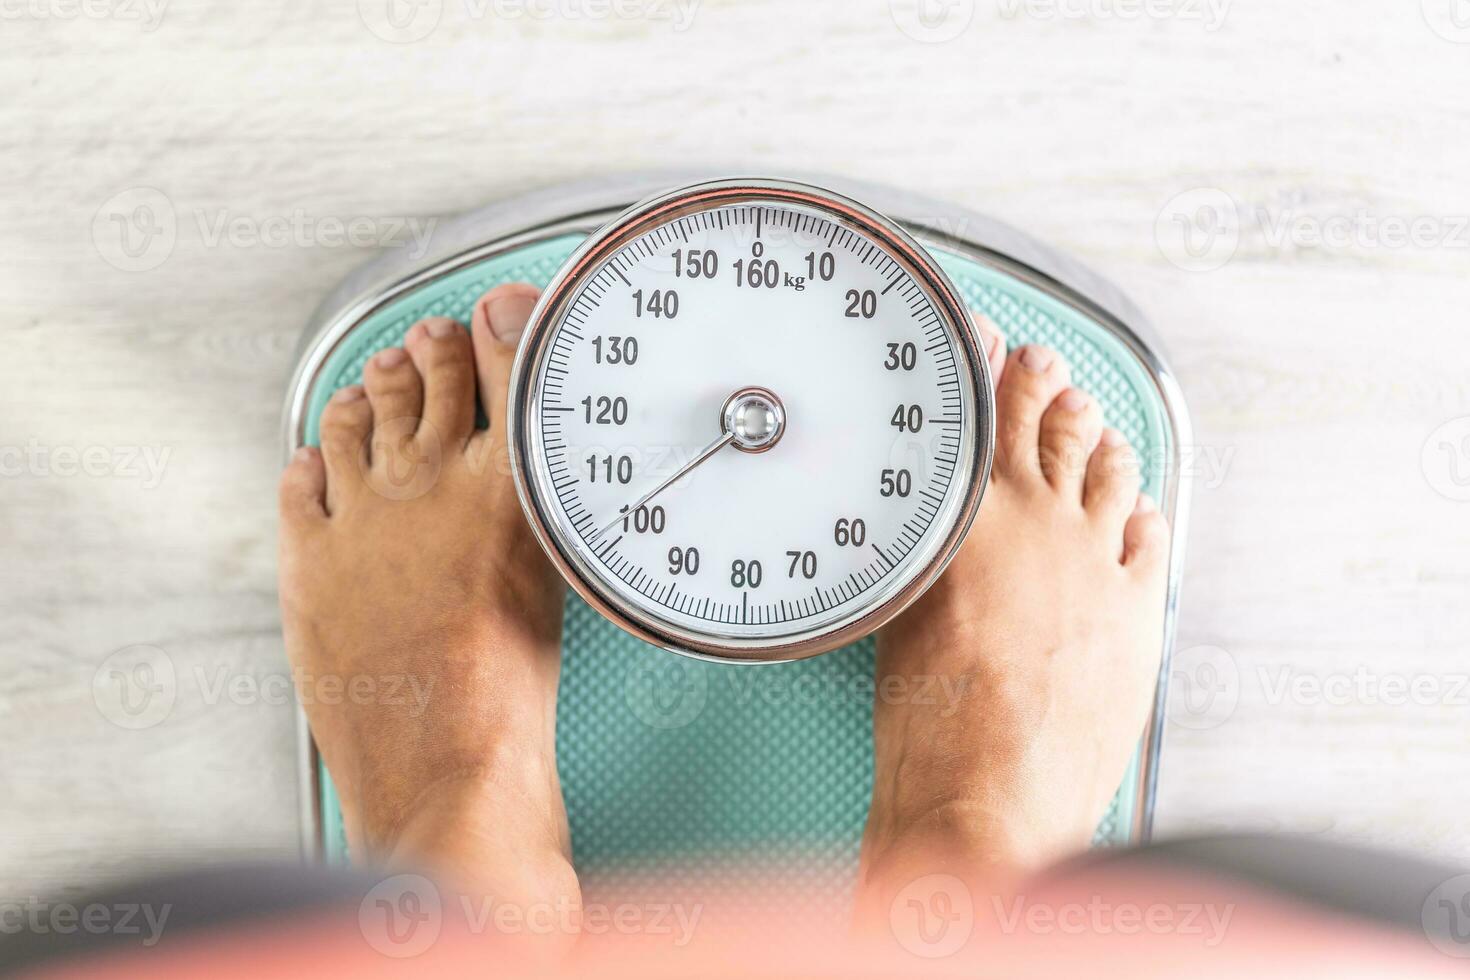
510, 179, 993, 662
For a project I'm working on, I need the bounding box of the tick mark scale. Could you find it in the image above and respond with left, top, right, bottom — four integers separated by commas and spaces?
508, 178, 995, 663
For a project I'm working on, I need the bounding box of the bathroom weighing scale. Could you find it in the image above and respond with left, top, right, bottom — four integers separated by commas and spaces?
283, 173, 1191, 899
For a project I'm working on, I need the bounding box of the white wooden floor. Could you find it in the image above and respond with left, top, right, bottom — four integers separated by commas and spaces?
3, 0, 1469, 901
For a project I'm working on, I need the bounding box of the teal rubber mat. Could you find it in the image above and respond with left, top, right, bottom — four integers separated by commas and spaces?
302, 234, 1169, 895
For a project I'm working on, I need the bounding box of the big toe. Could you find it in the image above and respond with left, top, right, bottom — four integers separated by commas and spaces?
975, 312, 1007, 390
279, 445, 327, 528
470, 283, 539, 447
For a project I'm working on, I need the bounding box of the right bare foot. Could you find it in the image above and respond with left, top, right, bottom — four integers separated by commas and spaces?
860, 327, 1172, 889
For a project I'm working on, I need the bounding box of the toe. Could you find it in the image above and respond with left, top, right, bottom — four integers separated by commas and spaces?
363, 346, 423, 432
975, 312, 1007, 391
1084, 428, 1143, 533
1123, 494, 1171, 571
1038, 388, 1103, 494
405, 317, 477, 447
279, 446, 327, 524
318, 385, 371, 510
363, 346, 430, 483
994, 345, 1071, 481
470, 283, 539, 451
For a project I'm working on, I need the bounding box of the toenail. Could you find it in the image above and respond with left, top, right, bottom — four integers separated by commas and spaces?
1135, 493, 1157, 514
1020, 346, 1053, 372
333, 385, 365, 402
375, 348, 407, 368
1057, 388, 1089, 413
483, 295, 530, 344
1101, 427, 1125, 448
427, 319, 458, 339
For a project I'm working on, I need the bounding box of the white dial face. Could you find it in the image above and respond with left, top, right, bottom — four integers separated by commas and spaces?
519, 191, 985, 656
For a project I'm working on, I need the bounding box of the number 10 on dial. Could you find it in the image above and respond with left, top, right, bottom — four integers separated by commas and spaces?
508, 178, 994, 663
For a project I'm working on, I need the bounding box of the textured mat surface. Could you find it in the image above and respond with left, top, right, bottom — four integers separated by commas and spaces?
301, 232, 1169, 895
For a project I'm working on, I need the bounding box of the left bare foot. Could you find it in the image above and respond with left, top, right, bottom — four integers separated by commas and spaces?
277, 284, 578, 917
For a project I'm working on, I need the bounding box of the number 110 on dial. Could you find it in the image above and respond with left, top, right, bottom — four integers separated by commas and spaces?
509, 178, 993, 663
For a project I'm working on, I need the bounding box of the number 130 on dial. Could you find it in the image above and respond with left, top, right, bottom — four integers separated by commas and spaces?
508, 178, 994, 663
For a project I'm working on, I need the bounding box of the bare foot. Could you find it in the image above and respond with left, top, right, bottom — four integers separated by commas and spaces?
276, 284, 578, 914
860, 324, 1171, 889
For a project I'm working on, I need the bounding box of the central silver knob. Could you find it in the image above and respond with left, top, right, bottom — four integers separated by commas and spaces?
722, 386, 786, 453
